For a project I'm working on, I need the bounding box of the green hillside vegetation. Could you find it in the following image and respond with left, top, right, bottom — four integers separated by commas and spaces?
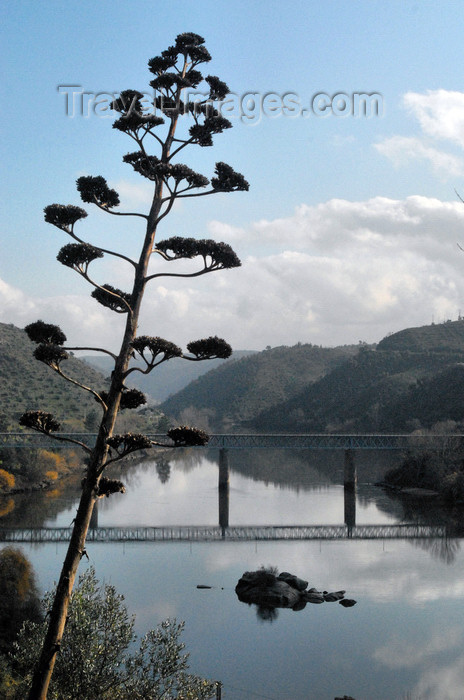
381, 364, 464, 430
0, 323, 109, 431
160, 343, 359, 430
0, 323, 170, 436
159, 320, 464, 434
83, 350, 256, 403
377, 320, 464, 352
254, 321, 464, 433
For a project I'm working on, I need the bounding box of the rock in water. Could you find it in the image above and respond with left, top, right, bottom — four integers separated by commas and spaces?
339, 598, 357, 607
235, 569, 356, 612
277, 571, 309, 591
235, 571, 301, 608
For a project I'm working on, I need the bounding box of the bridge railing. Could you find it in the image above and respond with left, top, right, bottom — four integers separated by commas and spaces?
0, 523, 451, 543
2, 433, 464, 450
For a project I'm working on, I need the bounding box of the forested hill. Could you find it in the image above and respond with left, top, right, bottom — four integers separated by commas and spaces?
0, 322, 107, 431
160, 343, 359, 430
160, 320, 464, 433
5, 318, 464, 434
377, 320, 464, 352
253, 321, 464, 433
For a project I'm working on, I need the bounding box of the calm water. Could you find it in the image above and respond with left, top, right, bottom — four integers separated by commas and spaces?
2, 449, 464, 700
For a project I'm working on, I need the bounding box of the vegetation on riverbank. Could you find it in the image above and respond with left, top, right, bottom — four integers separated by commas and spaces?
0, 448, 80, 493
383, 439, 464, 505
0, 560, 216, 699
2, 565, 216, 700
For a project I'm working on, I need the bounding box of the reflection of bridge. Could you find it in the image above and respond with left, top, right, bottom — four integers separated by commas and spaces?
2, 433, 459, 534
1, 433, 464, 450
0, 523, 450, 543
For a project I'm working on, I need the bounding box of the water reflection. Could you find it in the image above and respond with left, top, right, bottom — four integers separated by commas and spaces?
3, 448, 464, 699
2, 448, 463, 559
8, 537, 464, 700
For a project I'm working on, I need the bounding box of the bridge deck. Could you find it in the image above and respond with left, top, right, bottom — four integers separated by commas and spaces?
2, 433, 464, 450
0, 524, 450, 543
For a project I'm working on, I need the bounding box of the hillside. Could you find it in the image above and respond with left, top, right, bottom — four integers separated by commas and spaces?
159, 320, 464, 434
0, 322, 108, 431
380, 363, 464, 430
5, 318, 464, 436
377, 320, 464, 352
160, 343, 359, 430
83, 350, 256, 403
253, 321, 464, 433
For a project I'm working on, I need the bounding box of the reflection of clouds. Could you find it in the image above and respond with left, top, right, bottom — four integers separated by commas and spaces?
134, 600, 178, 622
200, 539, 464, 605
13, 533, 464, 700
413, 656, 464, 700
373, 626, 463, 668
94, 456, 355, 527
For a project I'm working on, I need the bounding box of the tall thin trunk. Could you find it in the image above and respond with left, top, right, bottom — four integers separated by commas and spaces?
27, 52, 192, 696
27, 193, 163, 699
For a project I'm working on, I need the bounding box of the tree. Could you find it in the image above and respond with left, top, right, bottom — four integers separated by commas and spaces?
22, 32, 248, 698
0, 547, 41, 656
10, 566, 216, 700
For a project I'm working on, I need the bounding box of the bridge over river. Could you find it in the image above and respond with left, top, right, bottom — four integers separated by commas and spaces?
2, 432, 464, 450
2, 432, 460, 533
0, 523, 452, 543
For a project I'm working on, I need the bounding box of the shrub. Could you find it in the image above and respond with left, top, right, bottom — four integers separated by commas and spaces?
10, 566, 216, 700
384, 452, 442, 490
0, 469, 15, 491
0, 497, 15, 518
441, 471, 464, 504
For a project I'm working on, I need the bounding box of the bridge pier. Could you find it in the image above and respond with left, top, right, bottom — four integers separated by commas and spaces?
218, 449, 230, 529
344, 485, 356, 530
344, 450, 356, 530
344, 449, 357, 488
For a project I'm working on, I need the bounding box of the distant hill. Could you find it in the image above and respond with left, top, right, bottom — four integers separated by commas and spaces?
160, 343, 359, 430
82, 350, 256, 403
6, 317, 464, 436
253, 321, 464, 433
377, 320, 464, 352
0, 322, 108, 431
159, 320, 464, 434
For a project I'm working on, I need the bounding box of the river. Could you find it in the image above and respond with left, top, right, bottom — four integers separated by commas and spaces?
2, 448, 464, 700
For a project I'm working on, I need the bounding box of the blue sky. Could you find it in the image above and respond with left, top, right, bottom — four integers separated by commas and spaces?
3, 1, 464, 351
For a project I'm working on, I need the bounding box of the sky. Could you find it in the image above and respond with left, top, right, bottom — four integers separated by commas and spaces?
3, 0, 464, 352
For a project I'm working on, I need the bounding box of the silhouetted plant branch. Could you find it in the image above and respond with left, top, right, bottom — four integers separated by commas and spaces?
25, 32, 248, 699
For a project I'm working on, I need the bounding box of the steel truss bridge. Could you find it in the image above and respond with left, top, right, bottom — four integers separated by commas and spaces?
0, 523, 450, 543
2, 433, 464, 450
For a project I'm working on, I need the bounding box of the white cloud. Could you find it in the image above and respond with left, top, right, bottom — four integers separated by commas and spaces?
0, 276, 124, 350
3, 195, 464, 351
374, 136, 464, 177
404, 89, 464, 146
413, 656, 464, 700
111, 179, 154, 207
375, 89, 464, 178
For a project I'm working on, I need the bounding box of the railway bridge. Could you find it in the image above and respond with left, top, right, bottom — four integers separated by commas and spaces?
0, 523, 451, 544
2, 432, 459, 531
2, 432, 462, 450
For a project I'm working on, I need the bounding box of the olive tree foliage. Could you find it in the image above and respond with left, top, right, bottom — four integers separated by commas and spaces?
9, 567, 216, 700
21, 32, 247, 699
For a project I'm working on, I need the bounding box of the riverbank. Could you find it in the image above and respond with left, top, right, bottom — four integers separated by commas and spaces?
381, 450, 464, 505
